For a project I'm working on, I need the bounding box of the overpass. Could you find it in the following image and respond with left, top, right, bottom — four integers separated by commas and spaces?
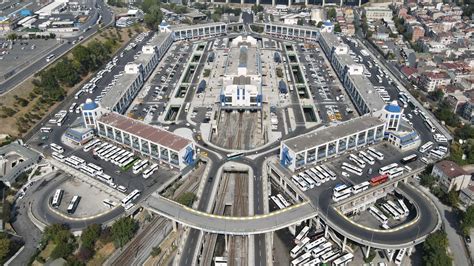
143, 193, 317, 235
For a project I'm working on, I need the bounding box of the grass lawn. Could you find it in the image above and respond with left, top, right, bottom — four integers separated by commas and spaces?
87, 242, 115, 266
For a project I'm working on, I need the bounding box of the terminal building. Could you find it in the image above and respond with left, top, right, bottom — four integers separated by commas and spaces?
171, 22, 227, 41
101, 31, 174, 114
280, 116, 386, 171
96, 112, 195, 170
219, 36, 263, 109
264, 23, 319, 43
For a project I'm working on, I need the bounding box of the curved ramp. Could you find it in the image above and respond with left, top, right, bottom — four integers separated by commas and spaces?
143, 194, 317, 235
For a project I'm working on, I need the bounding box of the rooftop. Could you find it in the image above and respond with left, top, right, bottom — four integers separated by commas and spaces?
98, 112, 192, 152
347, 74, 386, 113
434, 160, 468, 179
283, 116, 385, 153
227, 43, 258, 76
320, 32, 342, 49
101, 71, 139, 111
170, 22, 226, 31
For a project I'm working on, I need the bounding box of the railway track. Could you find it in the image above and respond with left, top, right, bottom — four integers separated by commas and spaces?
112, 217, 168, 266
229, 173, 249, 265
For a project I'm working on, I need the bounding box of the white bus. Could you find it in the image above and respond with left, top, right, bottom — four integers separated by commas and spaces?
83, 139, 101, 152
419, 141, 434, 153
305, 170, 321, 186
399, 98, 408, 108
52, 152, 65, 162
120, 157, 135, 168
96, 172, 112, 183
40, 127, 53, 133
296, 178, 309, 192
334, 184, 349, 194
382, 203, 400, 220
143, 163, 158, 179
74, 90, 84, 99
379, 163, 398, 175
333, 253, 354, 266
291, 252, 312, 266
80, 165, 97, 177
46, 54, 55, 62
67, 195, 80, 214
271, 196, 285, 210
56, 115, 67, 127
277, 194, 290, 207
69, 102, 77, 113
359, 151, 375, 165
424, 119, 436, 133
321, 165, 337, 180
395, 248, 406, 266
398, 199, 409, 216
132, 160, 149, 174
341, 162, 363, 176
313, 166, 330, 182
290, 237, 310, 258
388, 200, 406, 217
103, 199, 116, 209
64, 157, 82, 169
430, 149, 445, 159
401, 154, 418, 164
299, 173, 315, 189
352, 181, 370, 194
367, 147, 384, 160
311, 242, 332, 258
294, 226, 310, 244
87, 163, 103, 174
321, 249, 341, 263
95, 143, 110, 154
369, 206, 388, 224
69, 155, 85, 165
50, 143, 64, 154
304, 237, 327, 252
388, 167, 404, 178
349, 154, 366, 168
333, 189, 352, 202
51, 189, 63, 208
121, 189, 141, 205
306, 258, 321, 266
103, 147, 119, 161
118, 153, 133, 166
184, 102, 191, 113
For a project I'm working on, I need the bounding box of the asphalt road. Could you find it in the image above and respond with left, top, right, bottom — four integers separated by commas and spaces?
0, 0, 114, 95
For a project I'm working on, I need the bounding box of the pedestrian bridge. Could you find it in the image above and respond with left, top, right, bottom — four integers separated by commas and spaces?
143, 194, 317, 235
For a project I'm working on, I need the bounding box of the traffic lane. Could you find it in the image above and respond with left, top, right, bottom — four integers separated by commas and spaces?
179, 229, 200, 266
316, 183, 438, 247
255, 234, 267, 266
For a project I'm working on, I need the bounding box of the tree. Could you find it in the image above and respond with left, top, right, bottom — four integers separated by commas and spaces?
421, 230, 452, 266
316, 21, 324, 28
327, 7, 336, 20
334, 23, 341, 33
420, 174, 436, 188
445, 188, 459, 208
251, 4, 264, 13
177, 192, 196, 207
144, 5, 163, 30
435, 101, 460, 127
81, 224, 101, 250
297, 18, 304, 25
111, 217, 138, 248
151, 246, 161, 257
428, 89, 444, 102
461, 205, 474, 236
0, 236, 10, 261
6, 33, 17, 41
51, 242, 75, 259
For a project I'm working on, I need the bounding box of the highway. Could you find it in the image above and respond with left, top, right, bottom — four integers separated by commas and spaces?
0, 0, 114, 95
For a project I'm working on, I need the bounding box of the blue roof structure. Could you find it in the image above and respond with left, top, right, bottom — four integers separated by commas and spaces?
323, 21, 333, 26
385, 103, 401, 113
160, 20, 169, 27
83, 100, 98, 111
19, 9, 32, 16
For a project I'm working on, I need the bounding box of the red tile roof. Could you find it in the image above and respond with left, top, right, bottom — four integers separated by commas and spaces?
435, 160, 467, 179
98, 112, 192, 152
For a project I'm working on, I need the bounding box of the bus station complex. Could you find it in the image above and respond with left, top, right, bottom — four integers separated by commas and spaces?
7, 18, 453, 265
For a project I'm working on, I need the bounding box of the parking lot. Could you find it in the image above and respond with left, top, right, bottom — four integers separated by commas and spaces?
0, 38, 58, 79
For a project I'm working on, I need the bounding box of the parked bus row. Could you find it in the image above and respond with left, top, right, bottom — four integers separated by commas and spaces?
271, 193, 291, 210
48, 110, 68, 127
290, 233, 352, 265
291, 165, 337, 191
379, 198, 409, 221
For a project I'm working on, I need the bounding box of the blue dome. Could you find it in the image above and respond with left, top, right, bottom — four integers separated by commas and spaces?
160, 20, 169, 27
83, 99, 98, 111
323, 21, 333, 26
385, 103, 401, 113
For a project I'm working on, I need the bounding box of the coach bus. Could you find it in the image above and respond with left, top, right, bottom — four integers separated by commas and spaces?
388, 167, 404, 178
341, 162, 363, 176
388, 200, 406, 217
382, 203, 400, 220
419, 141, 434, 153
96, 172, 112, 183
291, 252, 312, 266
321, 249, 341, 263
379, 163, 398, 175
395, 248, 406, 266
311, 242, 332, 258
143, 163, 159, 179
333, 253, 354, 266
64, 157, 82, 169
294, 226, 310, 244
367, 147, 384, 161
80, 165, 97, 177
424, 119, 436, 133
121, 189, 141, 206
370, 174, 389, 186
321, 165, 337, 180
83, 139, 101, 152
352, 181, 370, 194
304, 237, 327, 253
369, 206, 388, 224
349, 154, 366, 168
398, 199, 409, 216
430, 149, 445, 159
359, 151, 375, 165
277, 194, 290, 207
51, 189, 63, 208
271, 196, 285, 210
40, 127, 53, 133
132, 160, 149, 174
50, 143, 64, 154
67, 195, 81, 214
313, 166, 330, 182
52, 152, 65, 162
290, 237, 310, 258
401, 154, 418, 164
332, 186, 352, 202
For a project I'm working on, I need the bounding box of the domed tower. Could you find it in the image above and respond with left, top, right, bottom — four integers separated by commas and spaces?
82, 99, 104, 128
382, 101, 403, 132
